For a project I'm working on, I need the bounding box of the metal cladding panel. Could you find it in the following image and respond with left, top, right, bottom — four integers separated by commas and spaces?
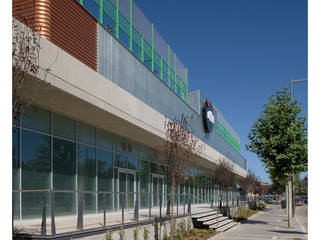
50, 0, 97, 71
13, 0, 98, 71
98, 24, 246, 169
13, 0, 52, 40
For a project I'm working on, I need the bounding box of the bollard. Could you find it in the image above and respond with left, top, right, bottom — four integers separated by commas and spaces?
41, 193, 47, 236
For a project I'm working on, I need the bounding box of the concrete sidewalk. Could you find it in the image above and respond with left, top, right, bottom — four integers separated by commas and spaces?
210, 202, 308, 240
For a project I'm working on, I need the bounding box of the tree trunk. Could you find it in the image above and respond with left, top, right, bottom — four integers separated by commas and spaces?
286, 184, 289, 213
170, 186, 175, 240
288, 177, 293, 228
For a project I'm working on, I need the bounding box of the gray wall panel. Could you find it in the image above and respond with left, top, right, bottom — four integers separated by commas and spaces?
97, 24, 246, 170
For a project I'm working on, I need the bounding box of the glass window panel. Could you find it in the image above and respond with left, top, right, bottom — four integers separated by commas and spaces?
54, 192, 76, 216
22, 192, 50, 219
102, 11, 116, 36
128, 157, 138, 170
53, 113, 75, 140
78, 144, 96, 191
13, 127, 20, 190
98, 193, 113, 212
150, 162, 157, 174
21, 130, 51, 190
77, 122, 95, 146
22, 104, 50, 133
113, 135, 127, 153
114, 153, 127, 168
127, 139, 139, 159
83, 192, 96, 214
140, 145, 155, 161
96, 128, 113, 151
53, 138, 76, 190
114, 168, 118, 210
97, 149, 113, 191
139, 160, 149, 194
83, 0, 100, 21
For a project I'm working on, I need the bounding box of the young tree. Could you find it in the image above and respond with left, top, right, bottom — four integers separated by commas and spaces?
214, 159, 234, 207
246, 88, 307, 227
155, 115, 203, 240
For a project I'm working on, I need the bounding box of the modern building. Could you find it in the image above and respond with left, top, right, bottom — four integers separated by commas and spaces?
12, 0, 247, 236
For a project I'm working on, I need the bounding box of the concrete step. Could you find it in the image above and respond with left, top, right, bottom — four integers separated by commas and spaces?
215, 221, 238, 232
209, 218, 233, 229
191, 210, 218, 220
203, 216, 229, 226
197, 213, 223, 222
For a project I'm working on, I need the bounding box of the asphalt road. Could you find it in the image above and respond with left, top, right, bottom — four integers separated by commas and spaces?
295, 203, 308, 233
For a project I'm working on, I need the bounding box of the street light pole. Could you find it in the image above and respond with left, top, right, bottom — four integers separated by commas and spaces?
288, 78, 307, 227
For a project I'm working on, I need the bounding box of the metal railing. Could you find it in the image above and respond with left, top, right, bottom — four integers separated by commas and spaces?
12, 189, 247, 238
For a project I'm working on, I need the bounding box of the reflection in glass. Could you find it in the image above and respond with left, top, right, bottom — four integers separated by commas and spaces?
96, 128, 113, 151
97, 149, 113, 191
78, 144, 96, 213
114, 153, 127, 168
22, 104, 51, 133
113, 135, 127, 154
128, 157, 138, 170
53, 138, 76, 190
53, 113, 75, 140
21, 130, 51, 190
127, 139, 139, 159
77, 122, 95, 146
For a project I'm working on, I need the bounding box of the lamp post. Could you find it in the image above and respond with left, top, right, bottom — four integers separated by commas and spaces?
288, 78, 307, 226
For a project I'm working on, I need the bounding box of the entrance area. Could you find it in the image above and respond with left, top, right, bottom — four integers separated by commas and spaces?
118, 168, 136, 209
151, 174, 165, 207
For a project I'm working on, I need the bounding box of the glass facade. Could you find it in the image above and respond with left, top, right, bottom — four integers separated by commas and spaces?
13, 104, 240, 220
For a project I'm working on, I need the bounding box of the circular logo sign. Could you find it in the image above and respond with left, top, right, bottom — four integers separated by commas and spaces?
202, 99, 215, 133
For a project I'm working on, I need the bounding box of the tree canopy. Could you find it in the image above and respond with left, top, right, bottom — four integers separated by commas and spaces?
246, 88, 307, 185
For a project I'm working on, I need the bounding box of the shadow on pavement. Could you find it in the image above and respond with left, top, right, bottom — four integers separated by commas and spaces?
244, 219, 268, 225
269, 230, 306, 235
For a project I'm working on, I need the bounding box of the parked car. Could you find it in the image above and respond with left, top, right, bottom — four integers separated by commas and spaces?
300, 196, 308, 204
295, 198, 302, 206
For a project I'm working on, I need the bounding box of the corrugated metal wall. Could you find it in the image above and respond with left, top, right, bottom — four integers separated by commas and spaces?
13, 0, 97, 71
97, 23, 246, 169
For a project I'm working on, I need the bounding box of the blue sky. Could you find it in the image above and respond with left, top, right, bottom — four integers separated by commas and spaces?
134, 0, 308, 182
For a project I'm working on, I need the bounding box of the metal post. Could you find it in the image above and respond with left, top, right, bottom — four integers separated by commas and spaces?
168, 45, 170, 87
99, 0, 103, 24
50, 191, 56, 236
103, 193, 106, 227
149, 192, 151, 219
134, 194, 139, 221
187, 198, 191, 214
121, 194, 125, 225
166, 196, 170, 216
151, 24, 154, 72
77, 192, 83, 230
160, 57, 163, 80
116, 0, 119, 39
41, 193, 47, 236
186, 68, 188, 103
129, 0, 133, 51
159, 194, 162, 218
174, 54, 177, 93
141, 37, 144, 62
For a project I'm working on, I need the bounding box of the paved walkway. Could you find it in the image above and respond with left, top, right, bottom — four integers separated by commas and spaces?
210, 202, 308, 240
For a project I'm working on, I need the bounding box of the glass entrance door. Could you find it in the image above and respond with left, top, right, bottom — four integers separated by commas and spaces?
151, 174, 164, 208
118, 168, 136, 210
